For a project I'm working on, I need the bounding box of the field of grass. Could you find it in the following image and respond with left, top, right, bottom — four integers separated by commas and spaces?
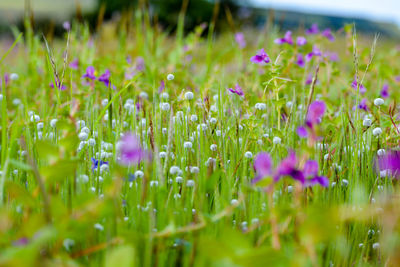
1, 9, 400, 267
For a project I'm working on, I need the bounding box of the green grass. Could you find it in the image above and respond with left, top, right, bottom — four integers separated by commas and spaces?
0, 10, 399, 267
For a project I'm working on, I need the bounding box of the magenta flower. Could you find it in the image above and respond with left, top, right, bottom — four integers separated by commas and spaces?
296, 36, 307, 46
252, 151, 328, 187
274, 31, 293, 45
234, 32, 246, 49
50, 81, 67, 91
228, 83, 244, 97
307, 100, 326, 126
376, 150, 400, 178
275, 151, 305, 183
321, 28, 335, 41
69, 58, 79, 70
296, 126, 308, 138
305, 73, 314, 85
306, 46, 322, 62
82, 66, 96, 80
357, 98, 368, 111
253, 152, 272, 183
296, 54, 305, 67
381, 83, 389, 98
250, 49, 270, 65
98, 69, 111, 87
306, 23, 319, 35
119, 133, 150, 166
351, 78, 366, 94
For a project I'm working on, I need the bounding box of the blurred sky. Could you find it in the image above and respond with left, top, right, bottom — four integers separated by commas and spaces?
251, 0, 400, 25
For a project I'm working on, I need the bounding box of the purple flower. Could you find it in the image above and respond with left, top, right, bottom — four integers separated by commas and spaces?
63, 21, 71, 31
357, 98, 368, 111
91, 157, 108, 172
228, 83, 244, 97
49, 81, 66, 91
306, 23, 319, 35
321, 28, 335, 41
250, 49, 270, 65
296, 54, 305, 68
306, 46, 322, 62
305, 73, 314, 85
305, 176, 329, 187
307, 100, 326, 125
274, 31, 293, 45
119, 133, 150, 166
395, 76, 400, 82
323, 51, 339, 62
98, 69, 111, 87
351, 78, 366, 94
376, 150, 400, 178
69, 58, 79, 70
296, 36, 307, 46
82, 66, 96, 80
252, 152, 272, 183
136, 57, 145, 72
275, 151, 305, 184
234, 32, 246, 49
381, 83, 389, 98
13, 237, 29, 247
126, 56, 133, 65
297, 126, 308, 138
159, 80, 165, 93
0, 73, 10, 89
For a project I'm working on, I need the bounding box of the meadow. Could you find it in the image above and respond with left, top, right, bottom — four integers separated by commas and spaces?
0, 9, 400, 267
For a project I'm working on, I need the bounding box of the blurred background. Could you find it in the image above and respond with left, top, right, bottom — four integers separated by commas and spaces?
0, 0, 399, 38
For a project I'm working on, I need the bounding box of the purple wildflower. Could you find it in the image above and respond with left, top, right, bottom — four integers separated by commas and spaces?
235, 32, 246, 49
305, 73, 314, 85
296, 54, 305, 68
307, 100, 326, 126
381, 83, 389, 98
274, 31, 293, 45
250, 49, 270, 65
323, 51, 339, 62
69, 58, 79, 70
63, 21, 71, 31
306, 46, 322, 62
305, 175, 329, 187
98, 69, 111, 87
306, 23, 319, 35
13, 237, 29, 247
228, 83, 244, 97
297, 126, 308, 138
50, 81, 67, 91
126, 56, 133, 65
275, 151, 305, 184
321, 28, 335, 41
136, 57, 145, 72
91, 157, 108, 172
119, 133, 150, 166
395, 76, 400, 82
296, 36, 307, 46
159, 80, 165, 93
351, 78, 366, 94
82, 66, 96, 80
252, 152, 272, 183
357, 98, 368, 111
376, 150, 400, 178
